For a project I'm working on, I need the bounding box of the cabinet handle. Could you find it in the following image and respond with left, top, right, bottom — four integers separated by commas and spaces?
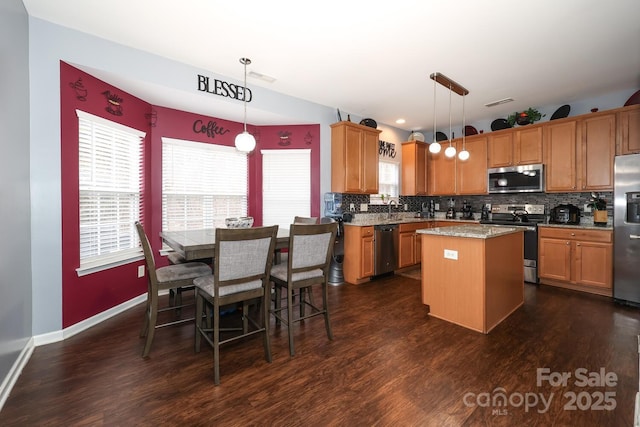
570, 233, 575, 236
576, 243, 581, 246
566, 242, 570, 245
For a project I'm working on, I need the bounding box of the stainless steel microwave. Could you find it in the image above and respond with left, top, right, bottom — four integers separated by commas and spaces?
487, 164, 545, 193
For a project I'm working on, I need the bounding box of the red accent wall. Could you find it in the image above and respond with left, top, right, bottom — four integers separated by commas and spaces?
60, 62, 152, 327
60, 62, 321, 328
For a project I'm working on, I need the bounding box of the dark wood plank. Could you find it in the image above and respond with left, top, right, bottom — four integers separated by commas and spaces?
2, 274, 639, 425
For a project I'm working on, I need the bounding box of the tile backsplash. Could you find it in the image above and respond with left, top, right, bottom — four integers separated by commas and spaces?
340, 192, 613, 221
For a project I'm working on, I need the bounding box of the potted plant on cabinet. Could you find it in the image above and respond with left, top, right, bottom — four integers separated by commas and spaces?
507, 108, 545, 127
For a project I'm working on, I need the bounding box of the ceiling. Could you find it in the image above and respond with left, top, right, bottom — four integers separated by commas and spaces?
22, 0, 640, 132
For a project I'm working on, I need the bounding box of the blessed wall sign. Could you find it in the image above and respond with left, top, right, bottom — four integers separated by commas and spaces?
197, 74, 252, 102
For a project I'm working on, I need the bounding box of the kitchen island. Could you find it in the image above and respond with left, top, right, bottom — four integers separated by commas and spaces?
417, 225, 524, 334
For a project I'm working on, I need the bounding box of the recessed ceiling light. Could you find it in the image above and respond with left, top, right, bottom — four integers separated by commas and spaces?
396, 118, 406, 124
248, 71, 276, 83
485, 97, 514, 107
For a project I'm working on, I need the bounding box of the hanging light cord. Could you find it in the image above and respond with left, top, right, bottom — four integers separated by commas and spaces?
462, 93, 466, 148
448, 84, 452, 147
433, 78, 437, 143
240, 57, 251, 132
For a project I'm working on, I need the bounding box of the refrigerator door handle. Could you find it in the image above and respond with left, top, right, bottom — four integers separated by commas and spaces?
630, 234, 640, 239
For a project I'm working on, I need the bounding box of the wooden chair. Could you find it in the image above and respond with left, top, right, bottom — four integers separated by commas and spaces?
270, 222, 338, 356
135, 221, 212, 358
194, 225, 278, 385
293, 216, 318, 224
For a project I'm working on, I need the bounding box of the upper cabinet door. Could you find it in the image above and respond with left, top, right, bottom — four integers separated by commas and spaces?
580, 113, 615, 191
401, 141, 428, 196
544, 120, 577, 192
331, 121, 381, 194
617, 105, 640, 155
514, 126, 543, 165
457, 135, 488, 195
487, 133, 513, 168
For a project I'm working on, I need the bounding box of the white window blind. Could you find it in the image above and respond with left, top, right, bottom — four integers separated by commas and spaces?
371, 159, 399, 204
162, 138, 248, 231
77, 110, 145, 274
262, 149, 311, 229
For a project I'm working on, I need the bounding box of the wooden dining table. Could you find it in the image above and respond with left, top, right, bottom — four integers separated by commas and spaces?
160, 227, 290, 261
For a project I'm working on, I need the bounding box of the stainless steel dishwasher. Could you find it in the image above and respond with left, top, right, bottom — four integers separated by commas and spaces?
374, 224, 398, 275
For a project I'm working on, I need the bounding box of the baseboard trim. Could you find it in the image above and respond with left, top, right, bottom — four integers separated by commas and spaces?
2, 293, 149, 410
0, 337, 34, 412
34, 293, 147, 346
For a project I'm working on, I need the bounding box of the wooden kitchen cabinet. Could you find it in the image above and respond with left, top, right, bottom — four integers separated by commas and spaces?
398, 221, 430, 268
578, 112, 615, 191
617, 104, 640, 155
456, 135, 488, 195
401, 141, 428, 195
343, 225, 375, 284
427, 142, 457, 195
487, 126, 543, 168
428, 135, 487, 196
331, 121, 381, 194
538, 226, 612, 296
544, 119, 578, 191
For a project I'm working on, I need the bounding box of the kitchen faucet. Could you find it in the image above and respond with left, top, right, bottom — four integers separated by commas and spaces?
387, 200, 397, 219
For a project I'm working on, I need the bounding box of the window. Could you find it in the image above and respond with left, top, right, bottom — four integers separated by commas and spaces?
262, 149, 311, 229
77, 110, 145, 275
370, 159, 399, 205
162, 138, 248, 232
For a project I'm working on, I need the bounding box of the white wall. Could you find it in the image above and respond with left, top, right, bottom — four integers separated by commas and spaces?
0, 0, 32, 395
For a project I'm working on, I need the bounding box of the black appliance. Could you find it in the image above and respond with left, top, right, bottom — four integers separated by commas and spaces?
488, 164, 545, 194
549, 204, 580, 225
479, 204, 546, 283
461, 200, 474, 220
446, 207, 456, 219
480, 204, 490, 221
373, 224, 398, 276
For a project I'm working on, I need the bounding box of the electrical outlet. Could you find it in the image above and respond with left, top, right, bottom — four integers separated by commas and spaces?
584, 203, 592, 213
137, 265, 145, 278
360, 203, 368, 212
444, 249, 458, 260
435, 203, 440, 211
349, 203, 355, 212
404, 203, 408, 211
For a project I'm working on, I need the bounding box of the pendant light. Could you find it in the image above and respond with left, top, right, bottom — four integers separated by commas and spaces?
428, 76, 441, 154
458, 93, 470, 161
444, 84, 456, 158
234, 57, 256, 153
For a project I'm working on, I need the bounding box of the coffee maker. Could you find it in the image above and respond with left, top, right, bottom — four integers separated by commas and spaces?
461, 200, 474, 220
446, 198, 456, 219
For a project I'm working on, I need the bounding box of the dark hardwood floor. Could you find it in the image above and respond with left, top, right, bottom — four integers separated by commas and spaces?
3, 273, 640, 426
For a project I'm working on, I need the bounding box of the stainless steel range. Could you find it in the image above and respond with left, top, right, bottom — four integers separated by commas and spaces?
479, 204, 546, 283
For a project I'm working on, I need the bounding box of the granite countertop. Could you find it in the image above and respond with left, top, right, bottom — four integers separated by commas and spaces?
416, 224, 524, 239
346, 212, 479, 227
538, 222, 613, 231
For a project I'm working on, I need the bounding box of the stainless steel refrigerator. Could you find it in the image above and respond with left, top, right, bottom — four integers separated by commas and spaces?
613, 153, 640, 305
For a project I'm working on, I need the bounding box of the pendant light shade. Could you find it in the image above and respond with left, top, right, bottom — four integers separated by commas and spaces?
235, 57, 256, 153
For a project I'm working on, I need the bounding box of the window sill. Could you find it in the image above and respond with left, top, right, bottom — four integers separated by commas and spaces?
76, 253, 144, 277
